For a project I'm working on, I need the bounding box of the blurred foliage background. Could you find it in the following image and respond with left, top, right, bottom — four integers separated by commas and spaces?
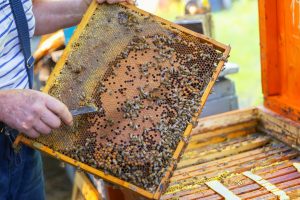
213, 0, 262, 108
142, 0, 262, 108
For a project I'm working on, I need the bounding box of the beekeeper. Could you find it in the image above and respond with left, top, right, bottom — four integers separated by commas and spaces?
0, 0, 132, 199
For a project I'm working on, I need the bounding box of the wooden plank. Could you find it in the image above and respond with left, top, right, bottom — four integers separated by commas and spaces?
190, 121, 257, 142
233, 184, 265, 198
259, 108, 300, 137
258, 121, 298, 147
177, 136, 271, 169
268, 172, 300, 186
259, 114, 298, 138
182, 135, 257, 161
193, 108, 258, 134
195, 193, 225, 200
258, 116, 298, 147
258, 108, 300, 147
185, 131, 257, 157
185, 128, 256, 152
263, 167, 297, 179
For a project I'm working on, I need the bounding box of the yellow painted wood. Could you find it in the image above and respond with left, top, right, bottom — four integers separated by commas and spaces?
72, 171, 101, 200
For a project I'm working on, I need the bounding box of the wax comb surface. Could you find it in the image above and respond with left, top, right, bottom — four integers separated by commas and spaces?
18, 2, 230, 199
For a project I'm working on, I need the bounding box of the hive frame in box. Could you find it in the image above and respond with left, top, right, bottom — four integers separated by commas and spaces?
13, 1, 230, 199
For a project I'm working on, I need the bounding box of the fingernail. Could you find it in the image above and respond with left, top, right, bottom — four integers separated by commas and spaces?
127, 0, 134, 4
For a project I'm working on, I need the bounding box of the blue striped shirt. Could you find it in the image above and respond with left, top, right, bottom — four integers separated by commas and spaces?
0, 0, 35, 90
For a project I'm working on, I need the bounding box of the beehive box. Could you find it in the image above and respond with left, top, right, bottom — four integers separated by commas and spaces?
14, 1, 229, 199
160, 108, 300, 200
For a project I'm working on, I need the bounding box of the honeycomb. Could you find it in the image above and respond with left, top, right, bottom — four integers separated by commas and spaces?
30, 2, 230, 197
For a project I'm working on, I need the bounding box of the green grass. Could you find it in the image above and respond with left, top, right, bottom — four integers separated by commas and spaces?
156, 0, 263, 108
213, 0, 263, 108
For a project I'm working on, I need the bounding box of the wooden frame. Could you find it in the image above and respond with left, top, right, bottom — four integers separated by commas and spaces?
14, 1, 230, 199
72, 171, 101, 200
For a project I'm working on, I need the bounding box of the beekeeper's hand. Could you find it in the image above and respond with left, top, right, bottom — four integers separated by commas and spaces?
0, 90, 73, 138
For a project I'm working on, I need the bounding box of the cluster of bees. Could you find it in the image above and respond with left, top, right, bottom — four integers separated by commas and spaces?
44, 8, 224, 193
68, 34, 221, 191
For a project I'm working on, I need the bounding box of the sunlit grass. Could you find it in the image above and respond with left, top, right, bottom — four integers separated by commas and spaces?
213, 0, 262, 107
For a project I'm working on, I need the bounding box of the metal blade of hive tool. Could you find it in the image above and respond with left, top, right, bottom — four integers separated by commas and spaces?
70, 106, 98, 116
